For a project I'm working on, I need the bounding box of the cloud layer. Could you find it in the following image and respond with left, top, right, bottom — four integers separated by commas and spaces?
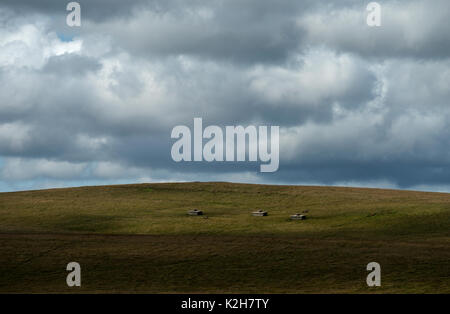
0, 0, 450, 192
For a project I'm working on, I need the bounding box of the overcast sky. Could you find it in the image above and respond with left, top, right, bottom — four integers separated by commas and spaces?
0, 0, 450, 192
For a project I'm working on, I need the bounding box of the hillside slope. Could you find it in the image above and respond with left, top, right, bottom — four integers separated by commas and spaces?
0, 182, 449, 293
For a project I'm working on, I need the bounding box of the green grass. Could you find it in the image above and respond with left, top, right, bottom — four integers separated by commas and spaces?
0, 182, 449, 293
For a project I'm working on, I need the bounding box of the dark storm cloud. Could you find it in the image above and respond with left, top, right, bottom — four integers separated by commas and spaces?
78, 0, 312, 64
269, 162, 450, 188
81, 0, 450, 63
4, 0, 449, 62
0, 0, 450, 191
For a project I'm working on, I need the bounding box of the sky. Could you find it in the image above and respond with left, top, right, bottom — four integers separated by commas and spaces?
0, 0, 450, 192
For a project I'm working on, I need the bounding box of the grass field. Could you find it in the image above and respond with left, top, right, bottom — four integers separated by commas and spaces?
0, 182, 449, 293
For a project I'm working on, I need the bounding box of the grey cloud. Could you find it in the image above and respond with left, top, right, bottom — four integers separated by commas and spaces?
300, 0, 450, 60
5, 0, 449, 63
85, 0, 308, 65
0, 0, 450, 192
42, 54, 101, 76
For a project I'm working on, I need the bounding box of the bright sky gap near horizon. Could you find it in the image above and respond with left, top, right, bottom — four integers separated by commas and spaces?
0, 0, 450, 192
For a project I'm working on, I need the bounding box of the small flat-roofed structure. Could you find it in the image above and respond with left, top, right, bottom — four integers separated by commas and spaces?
188, 209, 203, 216
252, 210, 268, 216
290, 213, 306, 220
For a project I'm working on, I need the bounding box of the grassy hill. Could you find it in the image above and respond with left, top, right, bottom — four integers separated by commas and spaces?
0, 182, 449, 293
